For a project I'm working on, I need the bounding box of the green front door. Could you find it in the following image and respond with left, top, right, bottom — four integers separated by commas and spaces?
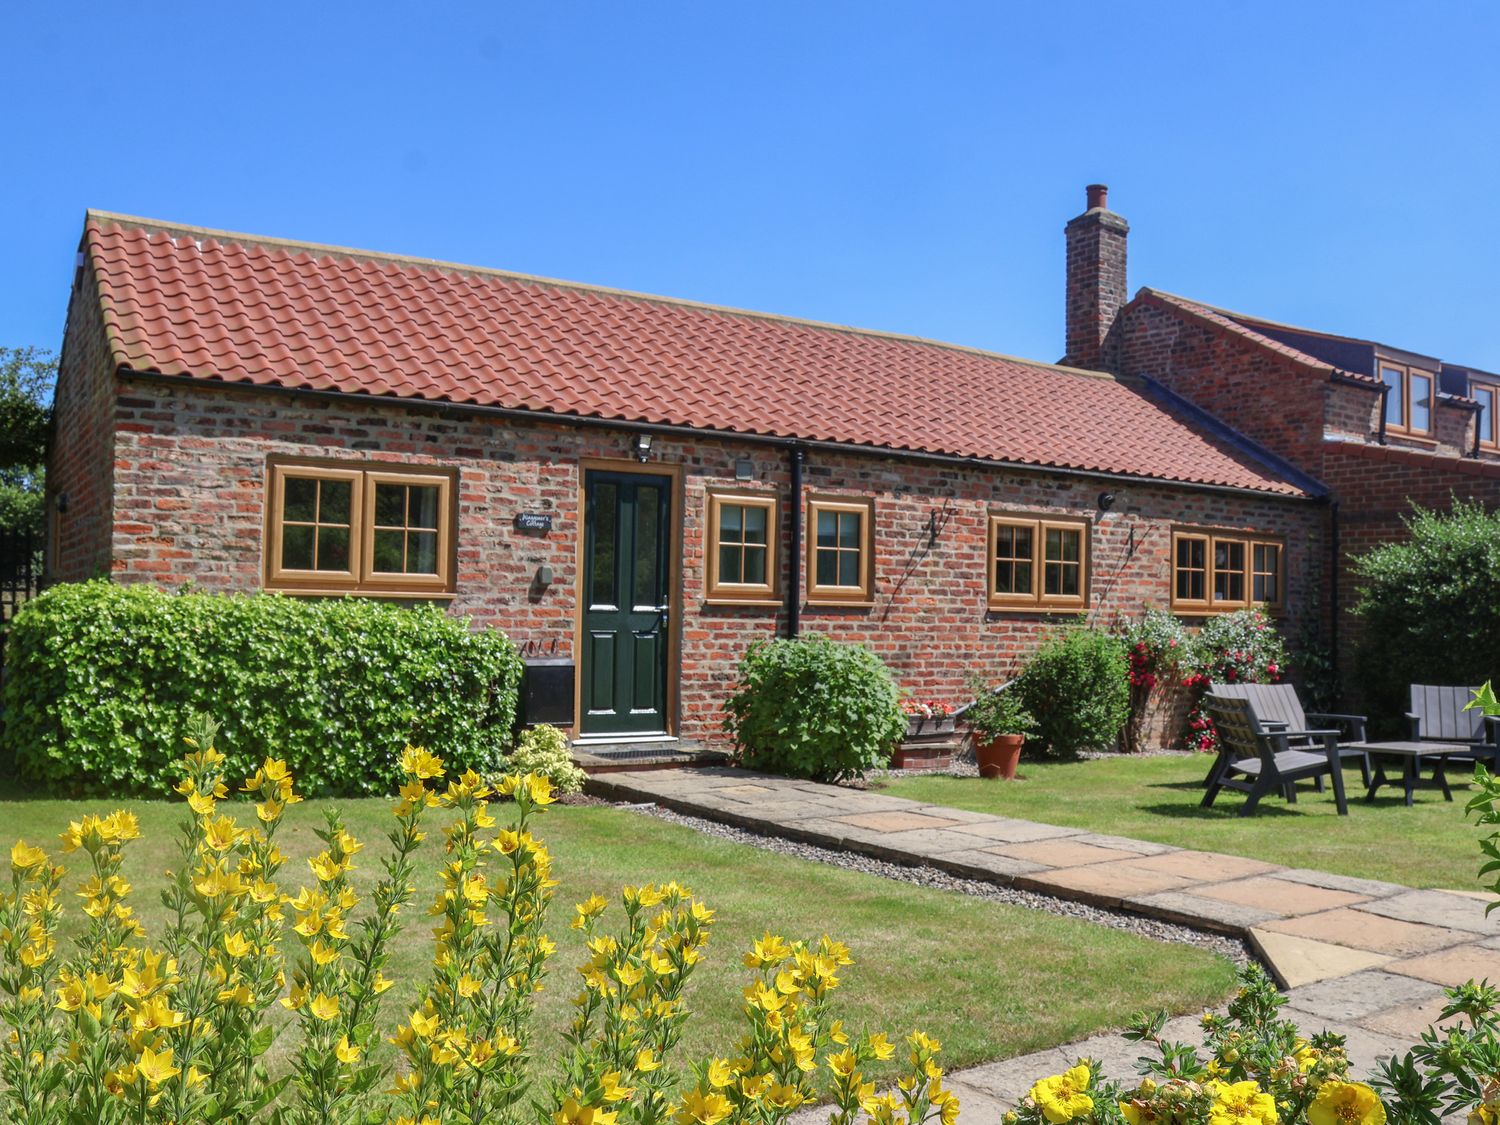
580, 469, 673, 736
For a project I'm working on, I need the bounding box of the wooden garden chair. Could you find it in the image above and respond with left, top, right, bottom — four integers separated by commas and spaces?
1407, 684, 1500, 770
1208, 682, 1371, 786
1200, 694, 1349, 817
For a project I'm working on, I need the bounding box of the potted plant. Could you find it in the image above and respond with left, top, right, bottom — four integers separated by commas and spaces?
901, 697, 957, 738
964, 676, 1036, 780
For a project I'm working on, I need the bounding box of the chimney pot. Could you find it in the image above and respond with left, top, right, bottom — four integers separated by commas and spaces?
1086, 183, 1108, 211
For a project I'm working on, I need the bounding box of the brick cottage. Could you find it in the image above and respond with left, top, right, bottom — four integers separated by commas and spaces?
44, 187, 1496, 752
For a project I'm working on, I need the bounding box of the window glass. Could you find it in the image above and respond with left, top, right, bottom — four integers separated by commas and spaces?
992, 524, 1033, 595
1175, 537, 1206, 602
633, 484, 661, 608
1410, 372, 1432, 432
807, 498, 872, 600
371, 482, 442, 575
1382, 366, 1405, 427
1479, 387, 1497, 446
280, 476, 353, 573
590, 482, 617, 606
712, 500, 772, 591
1043, 527, 1082, 597
1252, 543, 1281, 605
1213, 540, 1246, 603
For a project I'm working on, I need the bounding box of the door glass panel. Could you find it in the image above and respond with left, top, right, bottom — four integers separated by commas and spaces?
590, 482, 617, 606
1410, 373, 1432, 432
634, 485, 661, 608
1381, 367, 1405, 426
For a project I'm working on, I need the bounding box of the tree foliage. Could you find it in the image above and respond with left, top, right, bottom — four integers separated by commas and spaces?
1351, 500, 1500, 728
0, 345, 55, 536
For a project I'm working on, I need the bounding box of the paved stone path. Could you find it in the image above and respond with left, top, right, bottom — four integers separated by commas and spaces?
589, 767, 1495, 1113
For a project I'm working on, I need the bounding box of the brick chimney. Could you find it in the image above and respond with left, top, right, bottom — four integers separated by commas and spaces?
1063, 183, 1129, 370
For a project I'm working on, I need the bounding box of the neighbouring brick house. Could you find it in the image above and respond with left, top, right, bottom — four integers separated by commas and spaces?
1054, 185, 1500, 694
48, 197, 1335, 753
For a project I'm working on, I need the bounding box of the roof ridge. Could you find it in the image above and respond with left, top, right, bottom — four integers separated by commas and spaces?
85, 208, 1118, 384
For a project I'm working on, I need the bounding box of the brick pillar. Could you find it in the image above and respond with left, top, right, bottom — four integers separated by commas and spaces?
1063, 184, 1129, 371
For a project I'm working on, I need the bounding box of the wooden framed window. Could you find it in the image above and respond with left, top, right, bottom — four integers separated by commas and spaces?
266, 459, 456, 596
1171, 529, 1283, 613
1380, 363, 1434, 436
986, 513, 1089, 611
806, 494, 875, 605
704, 490, 779, 604
1475, 384, 1499, 450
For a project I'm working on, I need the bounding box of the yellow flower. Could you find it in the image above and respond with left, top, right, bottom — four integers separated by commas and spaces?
308, 992, 339, 1021
135, 1045, 181, 1088
706, 1058, 736, 1088
1208, 1080, 1280, 1125
600, 1071, 635, 1102
555, 1097, 619, 1125
1309, 1082, 1384, 1125
1030, 1065, 1094, 1125
400, 746, 446, 780
678, 1089, 732, 1125
335, 1035, 362, 1064
10, 841, 46, 871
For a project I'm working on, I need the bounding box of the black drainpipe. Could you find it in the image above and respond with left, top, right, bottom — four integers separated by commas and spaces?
787, 446, 804, 638
1329, 500, 1341, 687
1377, 384, 1390, 445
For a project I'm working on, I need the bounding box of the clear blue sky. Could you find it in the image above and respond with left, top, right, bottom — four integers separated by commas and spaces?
5, 2, 1498, 371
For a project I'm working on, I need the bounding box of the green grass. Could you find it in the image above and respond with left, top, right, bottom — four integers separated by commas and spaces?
0, 789, 1236, 1080
878, 756, 1487, 890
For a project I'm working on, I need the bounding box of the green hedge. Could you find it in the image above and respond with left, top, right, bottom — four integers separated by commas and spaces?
1, 582, 523, 796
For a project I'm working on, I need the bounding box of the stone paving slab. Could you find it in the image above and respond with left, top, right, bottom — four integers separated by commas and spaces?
1192, 875, 1369, 917
835, 810, 966, 832
1262, 907, 1474, 957
941, 818, 1084, 843
1270, 868, 1410, 898
1247, 928, 1392, 989
1125, 889, 1283, 932
1277, 969, 1447, 1022
1117, 849, 1283, 881
1355, 889, 1495, 933
1386, 943, 1500, 986
1012, 861, 1200, 907
1071, 832, 1179, 855
993, 838, 1146, 867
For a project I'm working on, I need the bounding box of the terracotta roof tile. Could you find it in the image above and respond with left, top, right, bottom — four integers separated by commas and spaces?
83, 213, 1312, 498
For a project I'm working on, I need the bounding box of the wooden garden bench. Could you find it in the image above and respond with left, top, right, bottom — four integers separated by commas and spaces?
1407, 684, 1500, 770
1208, 682, 1371, 786
1201, 694, 1349, 817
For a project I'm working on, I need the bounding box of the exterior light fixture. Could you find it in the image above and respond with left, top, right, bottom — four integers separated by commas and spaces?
631, 433, 653, 463
1097, 491, 1116, 511
735, 459, 755, 481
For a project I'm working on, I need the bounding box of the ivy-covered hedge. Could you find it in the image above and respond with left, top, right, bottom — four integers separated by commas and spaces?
0, 581, 523, 796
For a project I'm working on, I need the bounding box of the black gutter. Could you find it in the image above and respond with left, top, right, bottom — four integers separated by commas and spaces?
787, 446, 804, 638
1329, 500, 1341, 685
120, 368, 1323, 504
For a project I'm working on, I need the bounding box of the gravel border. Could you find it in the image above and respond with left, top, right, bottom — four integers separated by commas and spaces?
622, 802, 1252, 966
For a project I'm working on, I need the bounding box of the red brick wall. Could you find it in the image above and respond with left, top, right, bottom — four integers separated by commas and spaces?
46, 270, 117, 582
103, 376, 1325, 749
1064, 207, 1129, 370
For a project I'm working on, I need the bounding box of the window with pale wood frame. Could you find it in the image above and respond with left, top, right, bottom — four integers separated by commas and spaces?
987, 513, 1089, 610
1475, 384, 1499, 450
704, 490, 778, 603
1171, 529, 1283, 613
265, 459, 456, 595
806, 494, 875, 604
1380, 363, 1434, 436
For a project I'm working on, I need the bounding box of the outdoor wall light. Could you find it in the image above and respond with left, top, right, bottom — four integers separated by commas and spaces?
735, 459, 755, 481
534, 565, 554, 587
1097, 491, 1116, 511
631, 433, 654, 463
55, 492, 69, 513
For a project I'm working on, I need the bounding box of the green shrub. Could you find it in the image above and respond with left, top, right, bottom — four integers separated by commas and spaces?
504, 723, 586, 794
1181, 607, 1289, 752
0, 581, 523, 796
721, 635, 905, 782
1014, 622, 1130, 755
1353, 500, 1500, 730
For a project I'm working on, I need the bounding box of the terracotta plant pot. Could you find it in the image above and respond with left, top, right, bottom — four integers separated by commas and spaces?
975, 733, 1025, 780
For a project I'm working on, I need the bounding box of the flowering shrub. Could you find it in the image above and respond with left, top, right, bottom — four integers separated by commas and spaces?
505, 723, 587, 794
1116, 611, 1189, 754
0, 715, 953, 1123
1014, 623, 1131, 756
1007, 962, 1500, 1125
1181, 610, 1288, 753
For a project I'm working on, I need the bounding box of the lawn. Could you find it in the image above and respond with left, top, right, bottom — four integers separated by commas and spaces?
0, 787, 1236, 1084
878, 756, 1487, 890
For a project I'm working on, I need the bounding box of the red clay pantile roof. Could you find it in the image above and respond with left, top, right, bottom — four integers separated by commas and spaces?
82, 212, 1313, 498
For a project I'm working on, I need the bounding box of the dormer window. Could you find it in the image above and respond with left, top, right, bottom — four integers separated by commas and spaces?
1476, 384, 1499, 450
1380, 363, 1433, 435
